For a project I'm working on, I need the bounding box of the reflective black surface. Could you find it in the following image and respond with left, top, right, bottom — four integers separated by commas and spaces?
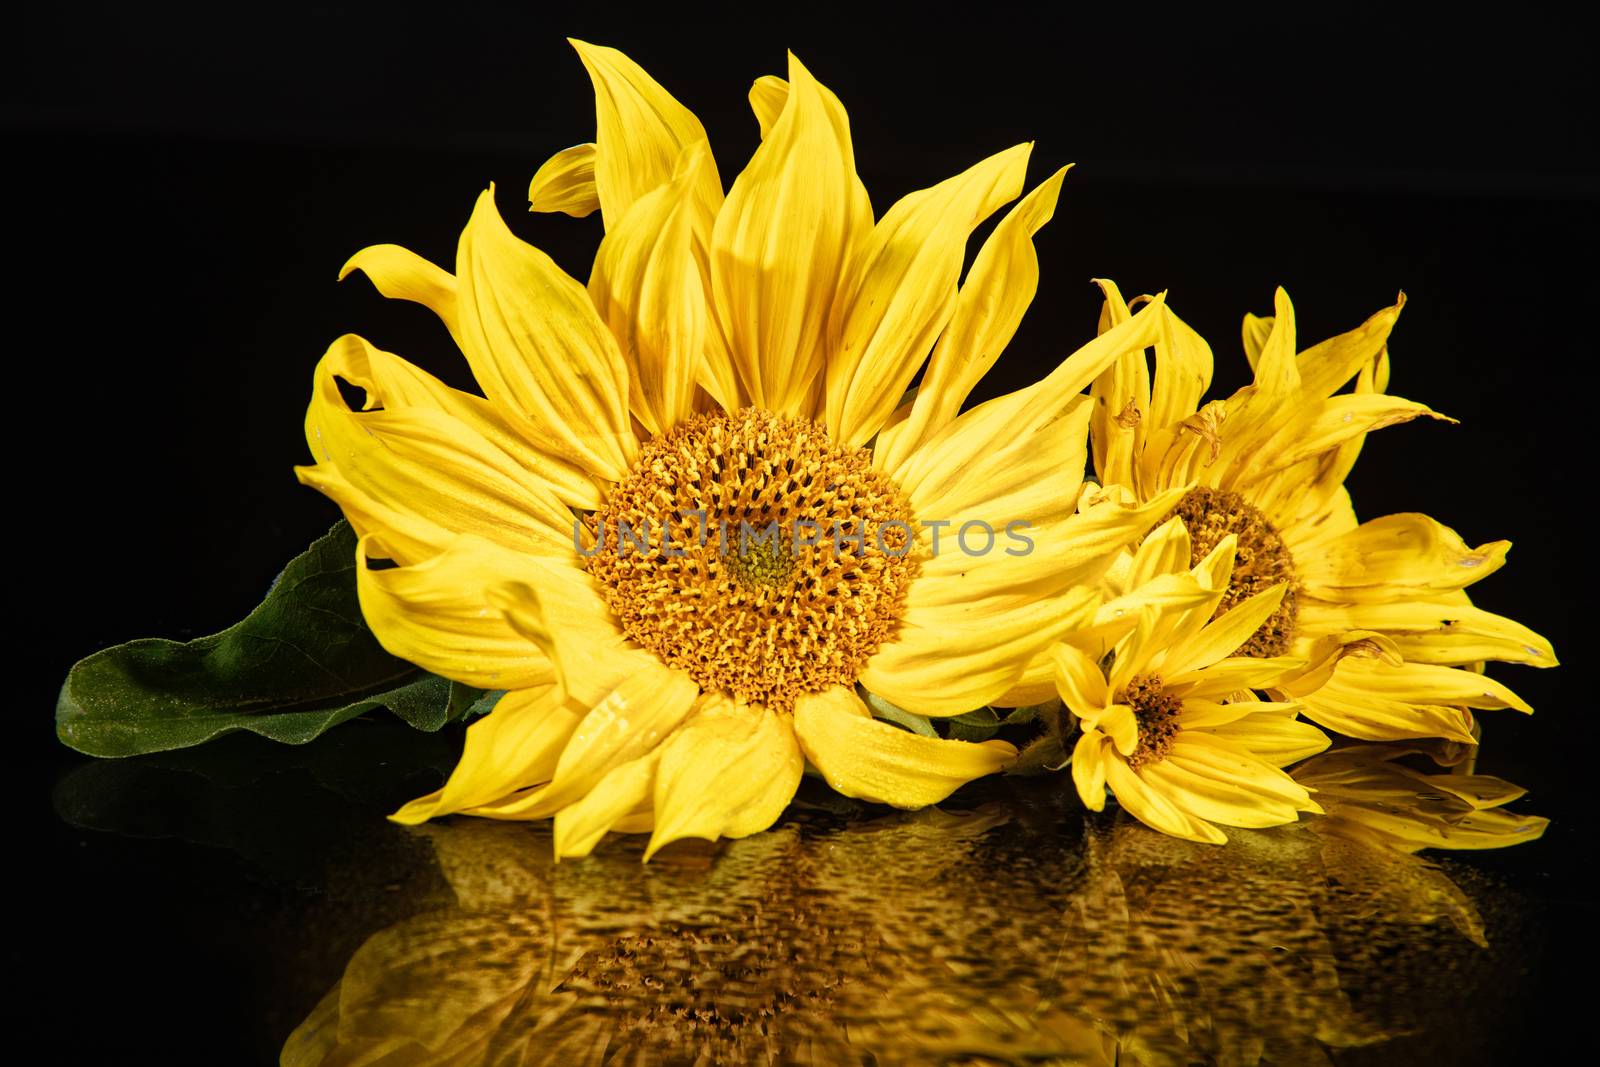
44, 722, 1567, 1065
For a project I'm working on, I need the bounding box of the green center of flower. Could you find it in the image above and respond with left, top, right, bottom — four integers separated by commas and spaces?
583, 408, 920, 712
1118, 673, 1181, 769
1165, 487, 1298, 658
725, 530, 796, 591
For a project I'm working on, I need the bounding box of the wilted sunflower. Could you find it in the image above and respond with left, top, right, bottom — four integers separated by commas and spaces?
1057, 282, 1555, 744
1052, 515, 1330, 843
297, 42, 1183, 858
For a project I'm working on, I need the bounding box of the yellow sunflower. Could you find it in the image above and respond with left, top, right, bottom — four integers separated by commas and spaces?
297, 42, 1184, 859
1053, 515, 1331, 843
1050, 282, 1554, 744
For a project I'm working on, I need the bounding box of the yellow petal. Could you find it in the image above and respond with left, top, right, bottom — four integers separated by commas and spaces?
1201, 709, 1332, 766
569, 40, 721, 227
880, 169, 1068, 471
1296, 293, 1406, 400
1298, 513, 1510, 602
1079, 572, 1221, 650
1141, 734, 1316, 827
1107, 605, 1163, 693
304, 334, 578, 557
1177, 698, 1297, 729
896, 396, 1091, 537
527, 142, 600, 217
354, 534, 559, 690
1255, 393, 1452, 475
1088, 278, 1150, 492
793, 687, 1014, 807
552, 749, 659, 857
1126, 516, 1193, 590
1278, 629, 1403, 697
339, 244, 460, 344
709, 52, 869, 415
611, 811, 656, 835
1241, 309, 1273, 371
1052, 643, 1111, 718
1147, 304, 1214, 432
488, 577, 644, 709
1297, 746, 1547, 852
1331, 656, 1531, 713
742, 71, 872, 226
825, 143, 1032, 448
1091, 704, 1141, 759
1071, 730, 1110, 811
1289, 661, 1484, 743
867, 485, 1186, 717
860, 597, 1085, 716
1218, 297, 1416, 506
646, 695, 804, 858
1190, 531, 1239, 593
887, 293, 1170, 493
1252, 286, 1301, 396
1298, 596, 1557, 668
588, 142, 711, 435
295, 463, 453, 566
1165, 734, 1325, 815
1168, 655, 1308, 697
1103, 756, 1228, 844
748, 75, 788, 138
392, 685, 580, 825
1200, 290, 1306, 483
308, 317, 603, 511
990, 658, 1058, 710
1156, 582, 1289, 678
456, 188, 636, 482
472, 660, 699, 821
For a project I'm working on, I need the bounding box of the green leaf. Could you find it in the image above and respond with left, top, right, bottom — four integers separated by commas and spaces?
1006, 731, 1071, 776
56, 522, 483, 758
945, 708, 1001, 742
944, 704, 1042, 742
863, 691, 938, 737
459, 689, 507, 720
1005, 698, 1076, 776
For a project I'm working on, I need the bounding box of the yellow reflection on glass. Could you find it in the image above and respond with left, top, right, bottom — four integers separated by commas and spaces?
283, 748, 1541, 1066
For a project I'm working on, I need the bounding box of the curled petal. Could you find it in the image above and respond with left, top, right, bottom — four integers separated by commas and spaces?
794, 687, 1014, 807
456, 189, 636, 482
528, 142, 600, 217
646, 695, 804, 858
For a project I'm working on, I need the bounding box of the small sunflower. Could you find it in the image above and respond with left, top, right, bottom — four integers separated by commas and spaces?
1053, 516, 1331, 844
298, 42, 1182, 858
1060, 282, 1555, 744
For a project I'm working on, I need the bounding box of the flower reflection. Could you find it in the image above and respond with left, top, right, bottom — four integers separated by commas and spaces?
1295, 744, 1549, 855
283, 750, 1542, 1066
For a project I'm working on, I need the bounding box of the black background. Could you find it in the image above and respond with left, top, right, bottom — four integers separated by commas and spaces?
10, 4, 1597, 1062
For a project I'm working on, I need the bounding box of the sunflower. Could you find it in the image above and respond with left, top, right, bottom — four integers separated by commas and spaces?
297, 42, 1183, 859
1053, 515, 1331, 843
1043, 282, 1554, 744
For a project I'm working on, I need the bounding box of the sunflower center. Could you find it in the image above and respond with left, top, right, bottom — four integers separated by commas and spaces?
1165, 487, 1298, 658
1119, 673, 1181, 769
583, 407, 920, 712
725, 529, 795, 591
